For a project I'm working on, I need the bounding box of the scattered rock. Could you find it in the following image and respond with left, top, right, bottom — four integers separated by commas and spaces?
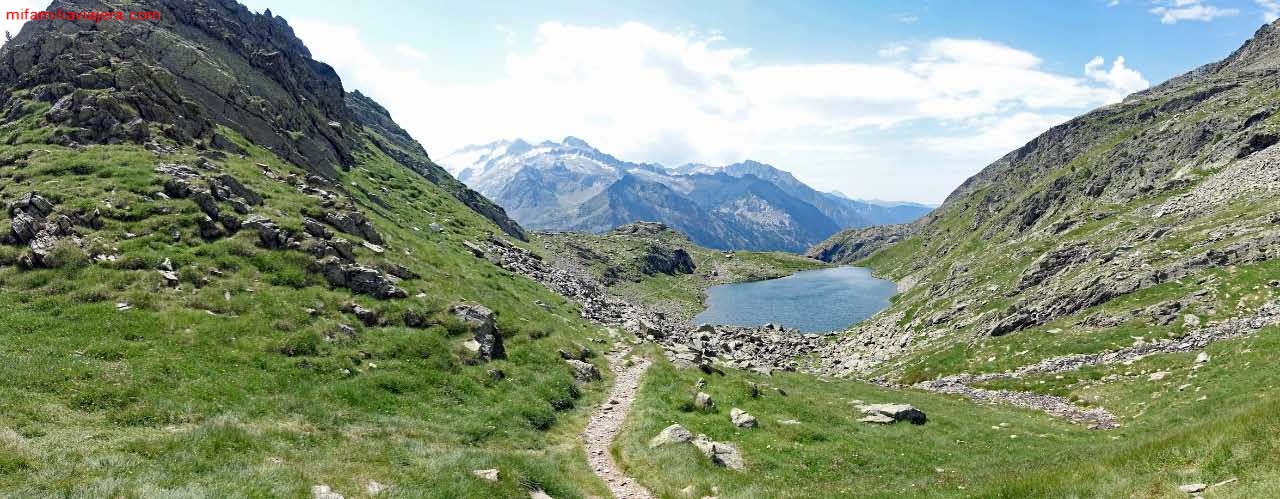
1148, 371, 1170, 381
1195, 352, 1211, 364
730, 408, 758, 428
649, 424, 693, 448
1177, 483, 1207, 494
314, 257, 408, 299
529, 489, 553, 499
365, 481, 388, 496
472, 469, 499, 481
324, 210, 383, 244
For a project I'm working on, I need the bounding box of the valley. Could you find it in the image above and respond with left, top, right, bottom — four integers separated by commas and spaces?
3, 1, 1280, 498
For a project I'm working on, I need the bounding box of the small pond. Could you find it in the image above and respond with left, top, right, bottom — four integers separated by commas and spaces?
692, 266, 896, 333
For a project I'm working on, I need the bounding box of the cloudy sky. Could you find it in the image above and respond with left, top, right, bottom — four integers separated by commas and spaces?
7, 0, 1276, 202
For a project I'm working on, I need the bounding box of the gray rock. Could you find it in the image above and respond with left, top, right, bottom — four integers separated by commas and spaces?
857, 403, 927, 425
451, 304, 504, 360
311, 484, 344, 499
649, 424, 694, 447
324, 210, 383, 244
692, 434, 744, 470
1177, 483, 1206, 494
471, 469, 499, 481
694, 391, 714, 411
730, 408, 758, 428
315, 257, 408, 299
566, 359, 601, 382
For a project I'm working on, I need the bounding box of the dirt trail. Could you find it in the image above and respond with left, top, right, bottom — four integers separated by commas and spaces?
583, 351, 655, 499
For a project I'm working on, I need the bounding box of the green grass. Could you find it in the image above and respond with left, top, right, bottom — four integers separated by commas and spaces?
620, 328, 1280, 498
0, 131, 616, 497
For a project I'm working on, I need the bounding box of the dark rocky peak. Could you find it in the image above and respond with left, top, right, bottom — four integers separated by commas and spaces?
608, 221, 689, 240
1, 0, 356, 177
1216, 18, 1280, 73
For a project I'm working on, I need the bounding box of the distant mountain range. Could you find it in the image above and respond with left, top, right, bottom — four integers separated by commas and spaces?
439, 137, 932, 251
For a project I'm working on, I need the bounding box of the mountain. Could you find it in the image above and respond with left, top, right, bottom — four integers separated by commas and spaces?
440, 139, 931, 251
811, 18, 1280, 380
0, 1, 628, 495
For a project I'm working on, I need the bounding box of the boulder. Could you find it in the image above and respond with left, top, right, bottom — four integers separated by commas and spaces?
324, 210, 383, 244
649, 424, 693, 448
314, 257, 408, 299
694, 391, 714, 411
730, 408, 758, 428
451, 304, 504, 360
565, 359, 601, 382
857, 403, 927, 425
692, 434, 744, 470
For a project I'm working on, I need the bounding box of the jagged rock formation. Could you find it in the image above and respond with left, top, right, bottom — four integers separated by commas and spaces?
806, 223, 914, 264
0, 0, 526, 241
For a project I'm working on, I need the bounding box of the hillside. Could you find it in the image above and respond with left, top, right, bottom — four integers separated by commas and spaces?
0, 1, 609, 496
538, 222, 825, 320
440, 138, 931, 252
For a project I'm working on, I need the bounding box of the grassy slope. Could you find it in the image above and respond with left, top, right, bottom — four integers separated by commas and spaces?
613, 50, 1280, 499
538, 230, 824, 320
0, 129, 615, 497
618, 320, 1280, 498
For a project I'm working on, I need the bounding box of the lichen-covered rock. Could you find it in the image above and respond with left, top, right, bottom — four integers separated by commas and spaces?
314, 256, 407, 300
648, 424, 693, 448
691, 434, 744, 470
565, 359, 601, 382
324, 210, 383, 244
450, 304, 504, 360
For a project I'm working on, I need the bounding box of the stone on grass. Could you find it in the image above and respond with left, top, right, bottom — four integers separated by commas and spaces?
566, 359, 601, 382
529, 489, 553, 499
472, 468, 499, 481
451, 304, 505, 360
365, 481, 389, 496
1177, 483, 1206, 494
694, 391, 714, 411
649, 424, 693, 448
692, 434, 744, 470
311, 484, 344, 499
857, 403, 927, 425
730, 408, 758, 428
1195, 352, 1210, 364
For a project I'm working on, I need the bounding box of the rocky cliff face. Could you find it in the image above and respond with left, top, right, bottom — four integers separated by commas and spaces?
2, 0, 356, 175
0, 0, 525, 240
820, 19, 1280, 377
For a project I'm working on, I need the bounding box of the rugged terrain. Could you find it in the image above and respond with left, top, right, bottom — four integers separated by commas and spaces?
538, 221, 824, 320
0, 1, 606, 496
440, 138, 931, 252
8, 0, 1280, 497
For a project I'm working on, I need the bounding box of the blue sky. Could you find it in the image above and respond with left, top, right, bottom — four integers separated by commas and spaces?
7, 0, 1278, 202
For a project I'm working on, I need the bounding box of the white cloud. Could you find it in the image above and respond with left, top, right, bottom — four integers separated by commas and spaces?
1108, 0, 1121, 7
1085, 56, 1149, 96
877, 44, 909, 58
1259, 0, 1280, 21
1149, 0, 1239, 24
495, 24, 516, 45
293, 21, 1148, 203
898, 14, 920, 23
394, 44, 429, 62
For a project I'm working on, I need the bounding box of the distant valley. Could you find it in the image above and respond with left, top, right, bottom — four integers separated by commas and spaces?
440, 138, 932, 251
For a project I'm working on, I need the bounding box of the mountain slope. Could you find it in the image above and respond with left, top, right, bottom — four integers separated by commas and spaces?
814, 19, 1280, 381
0, 1, 611, 496
440, 138, 931, 251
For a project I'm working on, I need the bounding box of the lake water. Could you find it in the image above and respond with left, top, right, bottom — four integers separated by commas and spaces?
692, 266, 897, 333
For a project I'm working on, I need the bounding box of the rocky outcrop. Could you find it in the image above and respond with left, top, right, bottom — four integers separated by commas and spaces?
1, 0, 357, 175
315, 257, 407, 300
451, 304, 504, 360
639, 245, 695, 276
806, 223, 915, 264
